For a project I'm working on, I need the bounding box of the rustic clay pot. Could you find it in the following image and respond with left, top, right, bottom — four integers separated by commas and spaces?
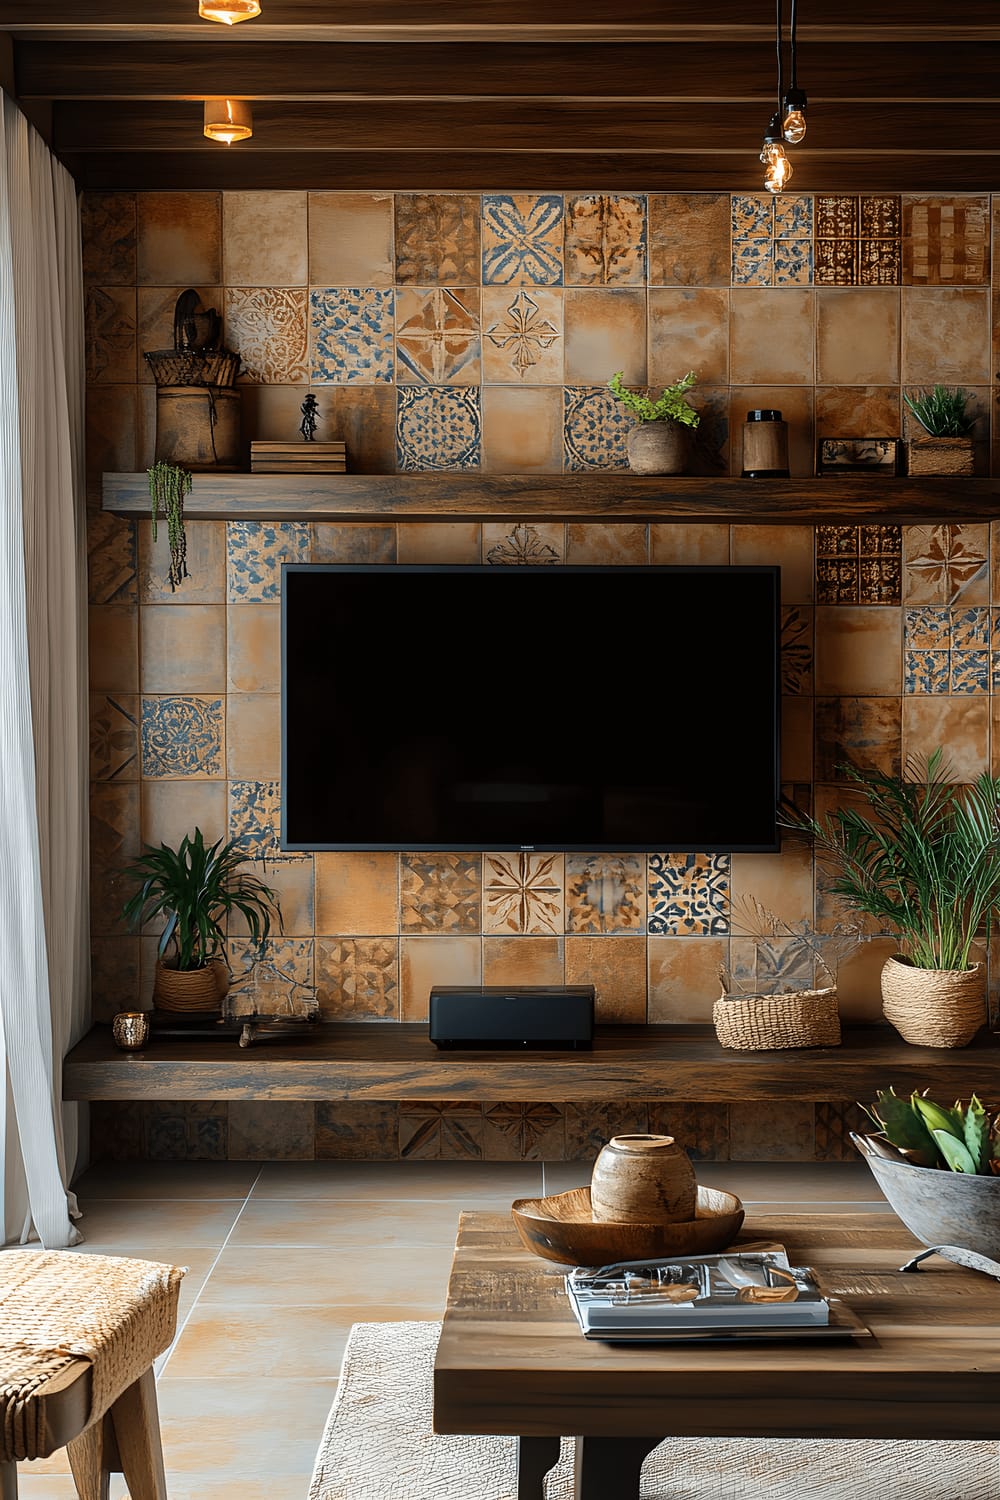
853, 1134, 1000, 1261
590, 1133, 697, 1224
880, 954, 986, 1048
626, 421, 688, 475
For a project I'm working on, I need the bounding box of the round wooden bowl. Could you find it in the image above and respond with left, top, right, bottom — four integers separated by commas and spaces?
510, 1184, 745, 1267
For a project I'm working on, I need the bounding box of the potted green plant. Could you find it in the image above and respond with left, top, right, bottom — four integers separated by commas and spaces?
607, 370, 700, 475
779, 748, 1000, 1048
120, 828, 282, 1013
903, 384, 976, 476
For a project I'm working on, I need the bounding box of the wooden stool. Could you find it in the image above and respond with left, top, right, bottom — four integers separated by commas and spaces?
0, 1249, 185, 1500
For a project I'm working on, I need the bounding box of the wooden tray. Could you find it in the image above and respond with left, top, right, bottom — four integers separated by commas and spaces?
511, 1183, 745, 1267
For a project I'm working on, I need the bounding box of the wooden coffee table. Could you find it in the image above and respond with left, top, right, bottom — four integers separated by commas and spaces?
433, 1210, 1000, 1500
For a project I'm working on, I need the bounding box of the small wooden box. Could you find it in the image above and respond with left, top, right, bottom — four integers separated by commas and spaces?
250, 440, 346, 474
817, 437, 898, 476
904, 436, 975, 477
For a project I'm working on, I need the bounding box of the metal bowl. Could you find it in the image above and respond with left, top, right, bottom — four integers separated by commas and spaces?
853, 1132, 1000, 1260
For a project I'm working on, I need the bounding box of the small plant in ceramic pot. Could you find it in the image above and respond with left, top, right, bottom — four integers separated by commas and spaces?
608, 370, 699, 475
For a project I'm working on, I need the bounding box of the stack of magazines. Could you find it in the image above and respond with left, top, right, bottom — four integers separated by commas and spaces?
566, 1245, 840, 1343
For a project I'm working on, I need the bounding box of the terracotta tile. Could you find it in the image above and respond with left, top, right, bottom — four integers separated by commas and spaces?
86, 384, 136, 478
563, 193, 645, 287
314, 851, 399, 936
238, 384, 323, 448
394, 286, 479, 385
648, 523, 730, 566
226, 1102, 314, 1161
647, 853, 728, 937
729, 844, 814, 929
481, 287, 563, 384
88, 512, 137, 605
781, 694, 813, 782
648, 193, 730, 287
90, 691, 139, 782
646, 936, 728, 1024
308, 191, 394, 286
315, 937, 399, 1021
86, 287, 136, 384
903, 697, 989, 783
729, 1101, 815, 1161
727, 387, 815, 479
482, 936, 565, 987
565, 523, 647, 564
225, 288, 308, 384
225, 693, 280, 779
309, 522, 395, 564
814, 698, 901, 782
89, 782, 140, 934
222, 191, 308, 287
227, 603, 280, 692
814, 606, 902, 695
399, 936, 482, 1021
647, 1102, 730, 1162
481, 385, 563, 472
400, 853, 480, 934
482, 1103, 565, 1161
815, 289, 899, 386
902, 195, 990, 285
134, 191, 220, 286
89, 603, 138, 692
139, 519, 226, 604
139, 605, 226, 693
563, 289, 646, 385
482, 521, 564, 563
564, 1101, 648, 1161
484, 852, 564, 935
141, 780, 227, 851
137, 286, 223, 383
686, 385, 731, 476
834, 938, 896, 1023
141, 695, 224, 779
815, 386, 901, 441
306, 385, 396, 472
81, 191, 136, 285
251, 856, 313, 938
395, 193, 480, 285
399, 1102, 484, 1160
565, 934, 646, 1022
730, 289, 815, 383
396, 523, 481, 564
903, 522, 990, 606
90, 936, 141, 1022
731, 523, 813, 604
481, 193, 564, 286
900, 287, 991, 383
648, 288, 728, 386
315, 1099, 400, 1158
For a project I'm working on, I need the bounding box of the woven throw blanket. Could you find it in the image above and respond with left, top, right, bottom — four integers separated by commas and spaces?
0, 1249, 185, 1461
309, 1320, 999, 1500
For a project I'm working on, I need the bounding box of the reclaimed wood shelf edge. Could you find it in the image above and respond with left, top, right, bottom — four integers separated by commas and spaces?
101, 472, 1000, 524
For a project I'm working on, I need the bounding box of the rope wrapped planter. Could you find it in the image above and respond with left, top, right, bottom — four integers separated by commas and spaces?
713, 987, 842, 1051
880, 956, 986, 1048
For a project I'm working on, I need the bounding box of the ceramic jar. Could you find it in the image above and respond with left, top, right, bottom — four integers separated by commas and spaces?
590, 1133, 697, 1223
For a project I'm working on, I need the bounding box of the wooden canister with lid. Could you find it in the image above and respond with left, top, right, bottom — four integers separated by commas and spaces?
742, 408, 790, 478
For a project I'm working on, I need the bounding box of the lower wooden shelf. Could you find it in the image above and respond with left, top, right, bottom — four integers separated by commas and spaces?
62, 1023, 1000, 1104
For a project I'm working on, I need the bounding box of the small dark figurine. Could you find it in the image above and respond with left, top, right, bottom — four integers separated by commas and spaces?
299, 393, 320, 443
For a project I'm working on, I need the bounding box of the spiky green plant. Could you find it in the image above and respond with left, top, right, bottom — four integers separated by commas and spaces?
779, 748, 1000, 971
862, 1086, 1000, 1175
903, 385, 975, 438
608, 370, 700, 428
121, 828, 281, 971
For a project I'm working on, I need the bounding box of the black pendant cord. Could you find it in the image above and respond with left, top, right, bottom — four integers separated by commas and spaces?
775, 0, 784, 111
788, 0, 798, 91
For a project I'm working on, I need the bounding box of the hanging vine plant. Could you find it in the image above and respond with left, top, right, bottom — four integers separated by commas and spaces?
147, 461, 192, 592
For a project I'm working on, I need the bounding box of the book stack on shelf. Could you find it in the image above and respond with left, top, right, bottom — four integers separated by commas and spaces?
250, 441, 347, 474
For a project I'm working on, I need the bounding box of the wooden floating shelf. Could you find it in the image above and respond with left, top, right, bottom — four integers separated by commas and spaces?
62, 1022, 1000, 1104
102, 472, 1000, 526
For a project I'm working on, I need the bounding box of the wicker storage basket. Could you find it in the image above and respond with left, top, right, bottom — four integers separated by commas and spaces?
713, 987, 841, 1051
144, 348, 240, 388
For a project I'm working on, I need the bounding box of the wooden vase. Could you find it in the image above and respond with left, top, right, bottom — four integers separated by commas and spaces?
880, 955, 986, 1048
590, 1133, 697, 1224
626, 422, 688, 475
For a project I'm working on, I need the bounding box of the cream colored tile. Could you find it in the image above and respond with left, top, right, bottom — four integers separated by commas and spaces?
139, 605, 226, 693
135, 1481, 309, 1500
251, 1159, 543, 1200
67, 1199, 243, 1249
199, 1245, 452, 1306
649, 523, 730, 565
163, 1303, 428, 1380
730, 288, 815, 383
225, 692, 281, 778
141, 780, 227, 850
308, 191, 394, 286
155, 1376, 337, 1475
222, 191, 308, 287
396, 522, 481, 564
71, 1161, 259, 1199
226, 1197, 480, 1248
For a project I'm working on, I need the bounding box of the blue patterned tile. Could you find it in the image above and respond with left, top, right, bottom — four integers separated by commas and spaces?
226, 936, 316, 1017
226, 521, 310, 603
951, 651, 989, 694
952, 606, 990, 650
904, 605, 950, 648
904, 649, 949, 694
141, 696, 223, 777
563, 386, 630, 471
481, 194, 564, 285
773, 241, 813, 285
395, 288, 480, 384
396, 386, 481, 471
310, 288, 394, 383
731, 238, 773, 286
647, 853, 730, 936
731, 194, 772, 239
774, 196, 813, 239
229, 779, 281, 858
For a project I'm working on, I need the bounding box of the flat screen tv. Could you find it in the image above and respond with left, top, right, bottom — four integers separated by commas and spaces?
280, 563, 781, 853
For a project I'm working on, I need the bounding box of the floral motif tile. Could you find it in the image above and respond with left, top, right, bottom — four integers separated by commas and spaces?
647, 853, 730, 936
85, 287, 136, 383
310, 288, 394, 383
773, 196, 813, 240
229, 779, 281, 858
564, 194, 646, 286
482, 1103, 565, 1161
731, 239, 773, 286
315, 938, 399, 1021
396, 385, 481, 471
647, 1102, 730, 1161
395, 193, 481, 285
484, 852, 564, 935
481, 193, 564, 285
141, 696, 223, 778
482, 288, 562, 383
146, 1101, 227, 1162
780, 606, 813, 694
903, 197, 990, 285
399, 1103, 483, 1160
395, 288, 480, 384
563, 386, 630, 471
91, 693, 139, 781
88, 513, 138, 606
226, 937, 315, 1017
401, 853, 481, 932
728, 933, 825, 994
224, 288, 308, 384
484, 523, 562, 565
226, 520, 311, 603
565, 855, 644, 933
903, 524, 990, 606
731, 195, 772, 239
315, 1100, 400, 1160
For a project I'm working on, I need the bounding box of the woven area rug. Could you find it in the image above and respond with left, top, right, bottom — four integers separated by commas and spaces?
308, 1320, 998, 1500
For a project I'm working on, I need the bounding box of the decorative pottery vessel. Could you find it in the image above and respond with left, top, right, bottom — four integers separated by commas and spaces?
590, 1133, 697, 1224
112, 1011, 151, 1051
853, 1133, 1000, 1262
626, 421, 688, 475
880, 954, 986, 1048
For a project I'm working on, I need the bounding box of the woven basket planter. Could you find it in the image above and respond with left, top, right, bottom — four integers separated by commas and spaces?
880, 955, 986, 1048
153, 957, 230, 1014
713, 987, 841, 1052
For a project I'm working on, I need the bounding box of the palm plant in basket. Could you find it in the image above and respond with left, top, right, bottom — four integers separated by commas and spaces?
778, 748, 1000, 1048
121, 828, 282, 1014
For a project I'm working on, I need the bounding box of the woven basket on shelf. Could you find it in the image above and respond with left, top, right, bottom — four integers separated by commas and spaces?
880, 955, 986, 1048
143, 348, 240, 389
153, 957, 230, 1014
713, 987, 841, 1051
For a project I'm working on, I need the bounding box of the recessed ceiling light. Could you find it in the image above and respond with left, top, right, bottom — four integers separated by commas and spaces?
198, 1, 262, 25
203, 99, 253, 145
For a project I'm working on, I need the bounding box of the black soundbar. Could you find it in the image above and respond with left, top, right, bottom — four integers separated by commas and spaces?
428, 984, 595, 1050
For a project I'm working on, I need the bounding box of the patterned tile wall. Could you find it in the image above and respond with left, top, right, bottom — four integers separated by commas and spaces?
83, 188, 1000, 1162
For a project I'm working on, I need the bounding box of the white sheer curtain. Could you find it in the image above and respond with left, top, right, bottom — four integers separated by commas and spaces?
0, 91, 89, 1247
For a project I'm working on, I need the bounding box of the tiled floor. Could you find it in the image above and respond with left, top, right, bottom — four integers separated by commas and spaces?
14, 1158, 892, 1499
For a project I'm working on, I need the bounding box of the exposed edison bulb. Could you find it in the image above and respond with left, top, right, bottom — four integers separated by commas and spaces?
198, 0, 261, 23
760, 140, 793, 194
204, 99, 253, 144
781, 91, 808, 145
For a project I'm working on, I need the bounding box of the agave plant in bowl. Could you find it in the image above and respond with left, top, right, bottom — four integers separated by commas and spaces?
852, 1086, 1000, 1271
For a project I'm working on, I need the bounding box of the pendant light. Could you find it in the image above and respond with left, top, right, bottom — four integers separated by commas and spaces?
204, 98, 253, 144
781, 0, 808, 143
198, 0, 261, 23
759, 0, 794, 193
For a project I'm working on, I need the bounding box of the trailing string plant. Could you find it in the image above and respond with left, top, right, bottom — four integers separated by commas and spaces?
147, 460, 192, 592
903, 384, 975, 438
718, 893, 867, 999
607, 370, 700, 430
861, 1086, 1000, 1176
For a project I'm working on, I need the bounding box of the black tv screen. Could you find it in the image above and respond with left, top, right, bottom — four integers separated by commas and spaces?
280, 564, 781, 853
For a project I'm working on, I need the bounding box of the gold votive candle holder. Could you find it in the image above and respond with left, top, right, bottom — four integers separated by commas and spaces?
112, 1011, 151, 1051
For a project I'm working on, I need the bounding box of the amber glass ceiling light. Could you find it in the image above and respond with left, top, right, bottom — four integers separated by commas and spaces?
198, 0, 261, 23
204, 99, 253, 144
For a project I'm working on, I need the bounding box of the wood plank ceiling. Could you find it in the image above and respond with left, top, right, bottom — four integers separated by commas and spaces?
0, 0, 998, 194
